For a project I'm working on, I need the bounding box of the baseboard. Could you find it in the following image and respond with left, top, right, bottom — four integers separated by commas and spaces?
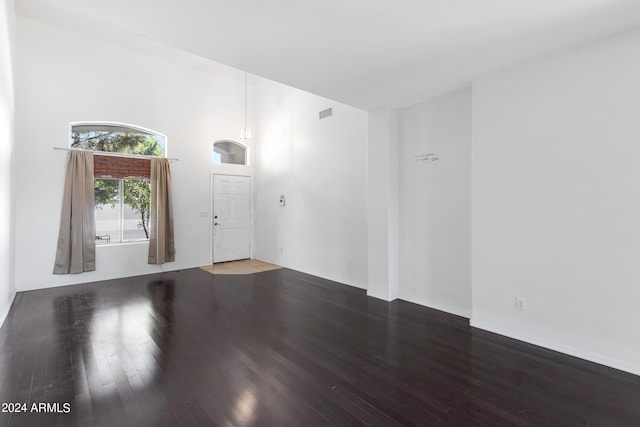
365, 292, 472, 319
366, 289, 393, 302
470, 318, 640, 377
15, 263, 194, 292
255, 256, 368, 291
0, 290, 16, 328
399, 294, 471, 319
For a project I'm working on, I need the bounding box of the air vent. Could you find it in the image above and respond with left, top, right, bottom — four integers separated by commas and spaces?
319, 108, 333, 120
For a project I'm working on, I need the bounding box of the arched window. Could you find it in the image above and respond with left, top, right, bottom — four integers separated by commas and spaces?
70, 122, 166, 245
70, 122, 166, 156
213, 140, 247, 165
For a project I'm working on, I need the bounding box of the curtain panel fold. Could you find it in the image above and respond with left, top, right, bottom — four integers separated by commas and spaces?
53, 151, 96, 274
148, 158, 175, 264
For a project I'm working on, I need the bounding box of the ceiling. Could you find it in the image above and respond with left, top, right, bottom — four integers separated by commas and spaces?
18, 0, 640, 110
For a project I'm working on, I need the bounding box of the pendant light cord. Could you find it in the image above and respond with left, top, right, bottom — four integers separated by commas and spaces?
240, 71, 251, 140
244, 72, 248, 130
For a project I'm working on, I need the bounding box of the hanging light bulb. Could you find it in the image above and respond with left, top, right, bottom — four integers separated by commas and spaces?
240, 127, 252, 140
240, 71, 252, 140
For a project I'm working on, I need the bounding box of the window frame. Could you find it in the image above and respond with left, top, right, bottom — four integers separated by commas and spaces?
70, 121, 166, 246
213, 139, 249, 166
94, 177, 151, 245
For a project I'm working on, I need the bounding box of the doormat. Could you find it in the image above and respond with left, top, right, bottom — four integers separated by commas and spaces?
200, 259, 282, 275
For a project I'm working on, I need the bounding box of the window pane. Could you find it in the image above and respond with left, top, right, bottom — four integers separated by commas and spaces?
95, 179, 121, 245
71, 123, 166, 157
123, 179, 150, 241
213, 140, 247, 165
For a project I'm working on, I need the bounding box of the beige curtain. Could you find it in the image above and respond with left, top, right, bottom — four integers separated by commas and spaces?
148, 158, 175, 264
53, 150, 96, 274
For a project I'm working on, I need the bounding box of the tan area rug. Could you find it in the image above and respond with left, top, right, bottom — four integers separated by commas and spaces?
200, 259, 282, 275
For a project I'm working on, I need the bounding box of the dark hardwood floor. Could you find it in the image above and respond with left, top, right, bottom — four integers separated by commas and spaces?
0, 268, 639, 426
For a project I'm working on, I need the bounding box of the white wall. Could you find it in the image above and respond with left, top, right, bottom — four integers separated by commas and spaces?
0, 0, 15, 324
254, 79, 368, 289
14, 16, 256, 291
367, 107, 399, 300
472, 28, 640, 375
398, 88, 472, 317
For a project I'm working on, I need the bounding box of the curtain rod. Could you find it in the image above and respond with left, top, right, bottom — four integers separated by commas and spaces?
54, 146, 179, 161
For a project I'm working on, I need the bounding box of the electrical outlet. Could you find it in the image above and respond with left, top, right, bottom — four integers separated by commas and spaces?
515, 297, 526, 311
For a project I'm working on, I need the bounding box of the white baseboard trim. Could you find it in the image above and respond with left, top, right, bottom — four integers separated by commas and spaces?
365, 292, 472, 319
470, 318, 640, 377
0, 290, 16, 328
15, 263, 193, 292
366, 289, 393, 302
398, 294, 471, 319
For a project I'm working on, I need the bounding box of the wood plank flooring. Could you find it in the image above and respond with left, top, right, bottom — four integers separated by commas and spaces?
0, 267, 639, 426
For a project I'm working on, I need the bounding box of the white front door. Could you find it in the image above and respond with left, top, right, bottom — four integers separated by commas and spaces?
212, 175, 251, 263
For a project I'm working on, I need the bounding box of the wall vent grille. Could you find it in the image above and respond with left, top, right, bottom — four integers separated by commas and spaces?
319, 108, 333, 120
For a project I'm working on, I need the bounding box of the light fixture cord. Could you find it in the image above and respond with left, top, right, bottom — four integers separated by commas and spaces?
244, 71, 248, 129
